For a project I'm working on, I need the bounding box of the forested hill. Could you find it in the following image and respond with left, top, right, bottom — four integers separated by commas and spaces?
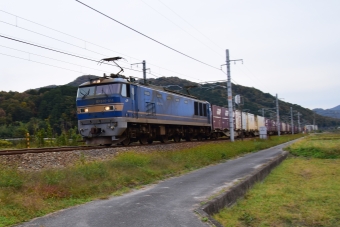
0, 86, 78, 138
147, 77, 340, 129
0, 75, 339, 138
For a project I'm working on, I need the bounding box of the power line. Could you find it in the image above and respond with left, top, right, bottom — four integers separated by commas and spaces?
0, 45, 118, 74
0, 34, 142, 73
233, 63, 264, 88
220, 67, 239, 85
75, 0, 221, 70
158, 0, 224, 50
0, 20, 108, 59
139, 0, 223, 57
1, 46, 235, 93
0, 10, 209, 83
0, 52, 83, 74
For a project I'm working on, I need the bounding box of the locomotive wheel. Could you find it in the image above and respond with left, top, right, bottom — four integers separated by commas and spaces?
185, 135, 193, 141
104, 144, 112, 147
121, 138, 130, 146
147, 139, 153, 144
160, 135, 169, 143
139, 137, 148, 145
197, 135, 203, 141
173, 135, 181, 143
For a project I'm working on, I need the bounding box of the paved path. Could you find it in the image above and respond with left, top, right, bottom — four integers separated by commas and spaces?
18, 141, 293, 227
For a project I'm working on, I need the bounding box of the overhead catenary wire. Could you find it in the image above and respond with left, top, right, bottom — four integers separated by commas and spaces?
0, 35, 239, 96
0, 10, 207, 83
0, 34, 143, 73
0, 34, 210, 86
158, 0, 224, 50
0, 44, 122, 74
0, 20, 110, 60
0, 52, 83, 74
75, 0, 221, 70
139, 0, 223, 57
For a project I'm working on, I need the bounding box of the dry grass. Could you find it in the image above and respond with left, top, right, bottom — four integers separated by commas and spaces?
0, 134, 302, 226
287, 133, 340, 158
214, 133, 340, 227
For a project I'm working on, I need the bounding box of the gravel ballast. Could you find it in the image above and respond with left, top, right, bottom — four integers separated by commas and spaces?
0, 141, 227, 171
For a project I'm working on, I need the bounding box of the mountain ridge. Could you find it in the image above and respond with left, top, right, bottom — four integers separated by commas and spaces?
313, 105, 340, 119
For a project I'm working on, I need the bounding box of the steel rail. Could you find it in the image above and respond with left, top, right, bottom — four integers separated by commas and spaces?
0, 137, 251, 156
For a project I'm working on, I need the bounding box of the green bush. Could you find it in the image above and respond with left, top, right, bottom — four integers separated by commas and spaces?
113, 152, 151, 167
0, 168, 24, 188
75, 162, 109, 180
0, 140, 12, 148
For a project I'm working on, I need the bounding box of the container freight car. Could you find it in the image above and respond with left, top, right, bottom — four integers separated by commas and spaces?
76, 73, 302, 145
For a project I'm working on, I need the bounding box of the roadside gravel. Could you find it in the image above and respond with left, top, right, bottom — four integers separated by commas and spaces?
0, 140, 228, 171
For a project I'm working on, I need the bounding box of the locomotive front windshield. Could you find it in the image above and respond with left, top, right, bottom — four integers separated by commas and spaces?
77, 83, 121, 99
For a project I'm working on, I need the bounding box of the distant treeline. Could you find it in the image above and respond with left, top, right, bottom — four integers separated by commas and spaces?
0, 76, 339, 138
0, 86, 77, 138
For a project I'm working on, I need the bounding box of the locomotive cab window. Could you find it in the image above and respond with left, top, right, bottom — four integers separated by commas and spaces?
199, 103, 203, 116
121, 84, 130, 97
77, 86, 95, 98
77, 84, 120, 98
194, 102, 199, 115
194, 102, 207, 116
96, 84, 121, 96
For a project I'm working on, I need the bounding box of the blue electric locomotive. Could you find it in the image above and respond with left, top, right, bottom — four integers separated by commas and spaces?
76, 74, 211, 145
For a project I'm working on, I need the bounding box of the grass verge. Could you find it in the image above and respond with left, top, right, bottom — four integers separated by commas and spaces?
214, 133, 340, 227
0, 134, 302, 226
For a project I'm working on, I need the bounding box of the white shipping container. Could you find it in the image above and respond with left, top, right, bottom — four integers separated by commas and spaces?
281, 122, 286, 131
242, 112, 247, 130
247, 113, 256, 131
235, 110, 242, 130
256, 116, 265, 129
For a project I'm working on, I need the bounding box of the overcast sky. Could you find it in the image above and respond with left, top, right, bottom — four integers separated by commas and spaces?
1, 0, 339, 110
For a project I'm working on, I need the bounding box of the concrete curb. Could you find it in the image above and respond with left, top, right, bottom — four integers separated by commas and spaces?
195, 151, 289, 227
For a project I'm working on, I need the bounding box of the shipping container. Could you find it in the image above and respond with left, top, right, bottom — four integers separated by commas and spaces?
221, 107, 230, 130
212, 105, 222, 130
235, 110, 242, 130
242, 112, 247, 130
247, 113, 257, 131
256, 116, 265, 129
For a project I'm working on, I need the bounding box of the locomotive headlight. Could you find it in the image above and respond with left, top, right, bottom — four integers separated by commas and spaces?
104, 106, 114, 111
80, 108, 89, 113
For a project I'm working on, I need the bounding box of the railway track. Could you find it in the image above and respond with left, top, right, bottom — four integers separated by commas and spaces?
0, 145, 105, 156
0, 136, 252, 156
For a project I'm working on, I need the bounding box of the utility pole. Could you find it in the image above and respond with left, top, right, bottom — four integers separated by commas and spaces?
142, 60, 146, 84
222, 49, 243, 142
297, 112, 301, 133
226, 50, 234, 142
131, 60, 149, 84
290, 107, 294, 134
276, 94, 280, 136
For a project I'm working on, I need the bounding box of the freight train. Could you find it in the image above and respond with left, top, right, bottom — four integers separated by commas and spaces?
76, 74, 300, 146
